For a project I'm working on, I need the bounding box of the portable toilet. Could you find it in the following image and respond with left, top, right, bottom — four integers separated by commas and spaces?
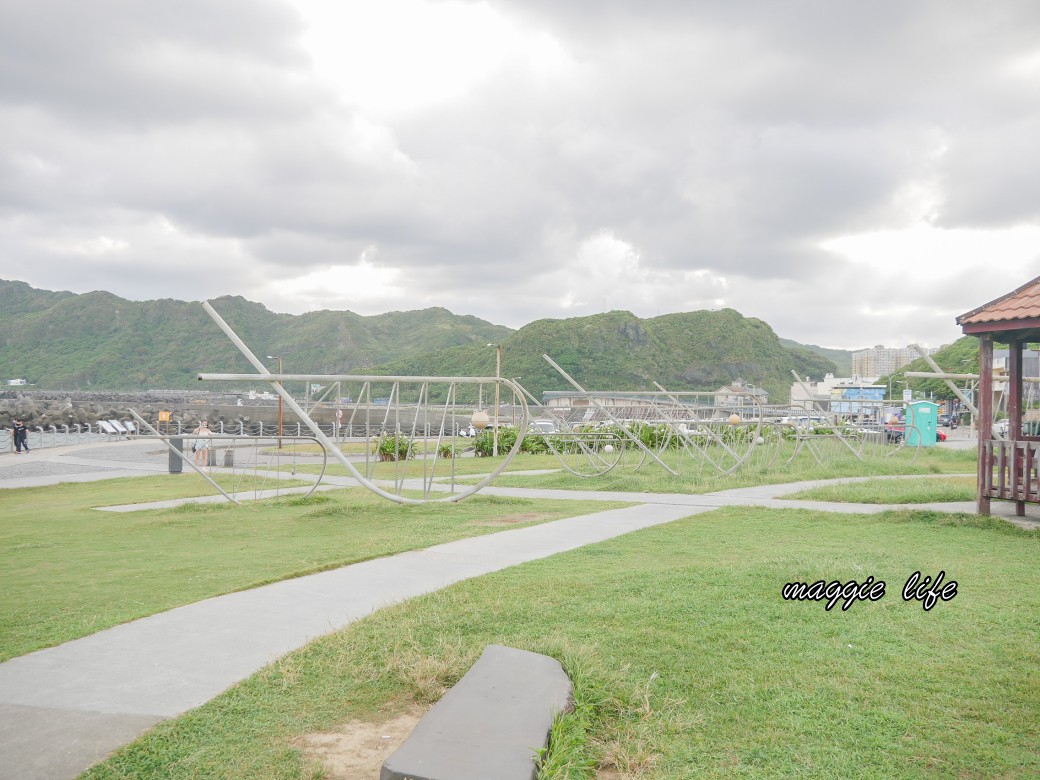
905, 401, 939, 447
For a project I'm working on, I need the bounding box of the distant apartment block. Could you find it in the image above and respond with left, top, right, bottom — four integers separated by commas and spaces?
852, 345, 938, 379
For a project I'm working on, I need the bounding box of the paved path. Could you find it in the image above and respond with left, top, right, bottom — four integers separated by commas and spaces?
0, 442, 1037, 779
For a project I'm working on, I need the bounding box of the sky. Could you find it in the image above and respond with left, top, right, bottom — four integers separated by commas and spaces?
1, 0, 1039, 351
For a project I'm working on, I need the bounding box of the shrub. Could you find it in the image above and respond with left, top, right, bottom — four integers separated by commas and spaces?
375, 434, 414, 462
521, 433, 549, 454
474, 426, 519, 457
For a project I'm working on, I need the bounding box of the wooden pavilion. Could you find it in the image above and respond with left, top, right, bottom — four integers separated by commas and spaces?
957, 274, 1040, 516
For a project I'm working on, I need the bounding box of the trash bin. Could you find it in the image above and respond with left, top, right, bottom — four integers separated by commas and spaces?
223, 448, 234, 468
169, 437, 184, 473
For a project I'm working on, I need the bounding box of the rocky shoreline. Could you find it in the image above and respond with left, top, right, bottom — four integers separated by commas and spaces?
0, 389, 300, 431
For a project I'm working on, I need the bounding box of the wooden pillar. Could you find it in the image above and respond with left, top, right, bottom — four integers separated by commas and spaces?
1009, 336, 1023, 437
1009, 337, 1026, 516
977, 334, 993, 515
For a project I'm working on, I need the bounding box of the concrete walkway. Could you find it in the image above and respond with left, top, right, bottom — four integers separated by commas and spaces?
1, 442, 1037, 779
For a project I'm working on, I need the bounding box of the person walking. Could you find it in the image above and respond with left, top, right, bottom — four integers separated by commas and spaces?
12, 418, 29, 454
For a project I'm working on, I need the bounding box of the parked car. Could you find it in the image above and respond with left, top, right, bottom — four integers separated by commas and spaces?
529, 419, 558, 434
993, 419, 1033, 437
884, 425, 905, 444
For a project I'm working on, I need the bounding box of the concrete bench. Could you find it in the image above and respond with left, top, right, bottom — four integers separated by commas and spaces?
380, 644, 573, 780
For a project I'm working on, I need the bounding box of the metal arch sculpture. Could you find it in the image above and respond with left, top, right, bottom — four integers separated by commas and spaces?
648, 382, 783, 475
198, 301, 529, 505
538, 355, 782, 476
130, 409, 329, 503
510, 381, 626, 477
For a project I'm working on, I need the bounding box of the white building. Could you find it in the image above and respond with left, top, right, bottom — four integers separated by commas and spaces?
852, 345, 939, 379
714, 378, 768, 408
790, 374, 886, 415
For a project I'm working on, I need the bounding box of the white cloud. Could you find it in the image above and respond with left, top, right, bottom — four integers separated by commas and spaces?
2, 0, 1040, 353
820, 223, 1040, 281
258, 253, 407, 313
294, 0, 577, 116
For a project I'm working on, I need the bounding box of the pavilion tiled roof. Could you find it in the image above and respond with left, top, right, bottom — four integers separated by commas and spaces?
957, 275, 1040, 330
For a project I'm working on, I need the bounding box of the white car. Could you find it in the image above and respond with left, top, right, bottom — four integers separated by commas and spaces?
529, 419, 558, 434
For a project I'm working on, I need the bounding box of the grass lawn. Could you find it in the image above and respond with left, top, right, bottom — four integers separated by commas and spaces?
83, 505, 1040, 779
783, 475, 978, 504
0, 478, 627, 661
292, 451, 562, 479
459, 444, 977, 494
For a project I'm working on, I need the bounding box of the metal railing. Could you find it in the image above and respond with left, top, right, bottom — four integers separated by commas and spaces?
1, 424, 125, 453
1, 420, 432, 455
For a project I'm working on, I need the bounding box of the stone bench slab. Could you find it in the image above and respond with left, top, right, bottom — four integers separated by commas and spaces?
380, 644, 573, 780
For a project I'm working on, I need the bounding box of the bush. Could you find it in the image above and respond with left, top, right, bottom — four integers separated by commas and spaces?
521, 433, 549, 454
626, 421, 673, 450
474, 426, 519, 457
375, 434, 414, 462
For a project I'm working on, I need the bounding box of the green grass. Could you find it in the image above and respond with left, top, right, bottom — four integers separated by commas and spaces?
290, 451, 563, 480
463, 443, 977, 494
784, 476, 978, 504
0, 479, 626, 661
83, 506, 1040, 779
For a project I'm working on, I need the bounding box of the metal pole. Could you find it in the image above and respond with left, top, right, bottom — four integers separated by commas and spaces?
909, 344, 979, 417
542, 353, 679, 475
267, 354, 284, 448
490, 343, 501, 457
128, 409, 239, 505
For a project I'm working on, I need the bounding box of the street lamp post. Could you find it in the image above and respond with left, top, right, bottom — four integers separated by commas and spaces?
267, 355, 283, 449
488, 343, 501, 457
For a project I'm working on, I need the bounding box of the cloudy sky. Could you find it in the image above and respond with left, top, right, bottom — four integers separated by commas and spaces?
2, 1, 1039, 350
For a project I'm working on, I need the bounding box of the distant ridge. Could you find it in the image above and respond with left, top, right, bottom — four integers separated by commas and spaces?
374, 308, 840, 401
779, 338, 853, 377
0, 280, 511, 391
0, 280, 847, 400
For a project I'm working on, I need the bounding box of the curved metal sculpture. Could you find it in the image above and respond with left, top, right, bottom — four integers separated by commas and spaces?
131, 409, 329, 503
536, 359, 782, 477
198, 301, 529, 505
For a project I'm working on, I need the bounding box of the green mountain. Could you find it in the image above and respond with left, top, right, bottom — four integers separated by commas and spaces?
0, 281, 838, 401
779, 338, 853, 377
0, 280, 512, 391
375, 308, 838, 403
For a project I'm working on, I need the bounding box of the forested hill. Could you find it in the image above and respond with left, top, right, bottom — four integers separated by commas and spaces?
779, 338, 853, 377
374, 308, 838, 402
0, 280, 512, 390
0, 280, 841, 399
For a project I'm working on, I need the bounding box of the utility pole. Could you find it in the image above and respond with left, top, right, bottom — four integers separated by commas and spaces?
267, 355, 283, 448
488, 343, 501, 456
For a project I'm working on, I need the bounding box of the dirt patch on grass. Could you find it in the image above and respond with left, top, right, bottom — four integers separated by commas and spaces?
473, 512, 554, 527
294, 709, 423, 779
